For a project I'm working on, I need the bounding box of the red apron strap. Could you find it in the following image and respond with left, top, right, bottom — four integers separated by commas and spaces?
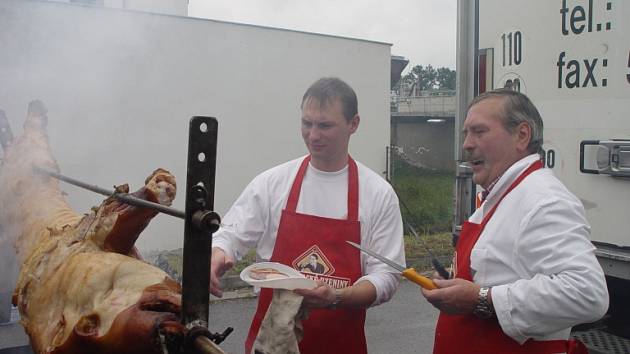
479, 160, 543, 229
347, 156, 359, 221
285, 155, 359, 222
456, 159, 544, 279
285, 156, 311, 212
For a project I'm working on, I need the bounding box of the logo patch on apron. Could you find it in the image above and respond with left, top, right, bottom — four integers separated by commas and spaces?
292, 245, 334, 275
292, 245, 351, 289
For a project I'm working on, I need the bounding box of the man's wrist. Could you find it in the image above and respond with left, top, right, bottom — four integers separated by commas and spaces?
472, 286, 495, 319
327, 288, 343, 309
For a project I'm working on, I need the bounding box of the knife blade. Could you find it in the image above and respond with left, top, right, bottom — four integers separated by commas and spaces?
346, 241, 437, 290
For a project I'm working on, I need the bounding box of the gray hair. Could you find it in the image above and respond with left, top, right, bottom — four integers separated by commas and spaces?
468, 89, 544, 154
301, 77, 358, 122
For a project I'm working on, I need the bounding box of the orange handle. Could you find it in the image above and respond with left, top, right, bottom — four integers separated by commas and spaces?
402, 268, 437, 290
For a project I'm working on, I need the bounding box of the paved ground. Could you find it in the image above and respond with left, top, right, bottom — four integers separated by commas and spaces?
2, 280, 625, 354
209, 280, 438, 354
0, 307, 30, 354
0, 280, 438, 354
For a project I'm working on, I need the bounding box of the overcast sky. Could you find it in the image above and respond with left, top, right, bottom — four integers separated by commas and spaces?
187, 0, 457, 71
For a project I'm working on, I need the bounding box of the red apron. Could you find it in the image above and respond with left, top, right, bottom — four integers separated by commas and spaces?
434, 160, 588, 354
245, 156, 367, 354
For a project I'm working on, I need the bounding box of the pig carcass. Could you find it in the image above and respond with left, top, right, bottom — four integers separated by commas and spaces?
0, 101, 189, 354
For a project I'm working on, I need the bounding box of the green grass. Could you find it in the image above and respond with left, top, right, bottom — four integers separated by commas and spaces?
162, 252, 183, 275
404, 232, 454, 271
391, 157, 453, 234
229, 249, 257, 275
404, 232, 453, 257
391, 156, 455, 270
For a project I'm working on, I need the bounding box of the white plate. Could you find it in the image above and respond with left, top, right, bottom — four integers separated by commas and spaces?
240, 262, 317, 290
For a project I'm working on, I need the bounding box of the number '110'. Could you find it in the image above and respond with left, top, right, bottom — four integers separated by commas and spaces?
502, 31, 522, 66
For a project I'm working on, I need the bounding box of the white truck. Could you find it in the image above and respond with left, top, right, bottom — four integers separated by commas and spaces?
455, 1, 630, 352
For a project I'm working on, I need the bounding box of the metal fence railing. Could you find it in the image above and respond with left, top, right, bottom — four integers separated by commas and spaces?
391, 93, 456, 117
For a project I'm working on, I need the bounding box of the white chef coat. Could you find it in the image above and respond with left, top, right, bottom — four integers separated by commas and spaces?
470, 154, 609, 344
213, 156, 405, 306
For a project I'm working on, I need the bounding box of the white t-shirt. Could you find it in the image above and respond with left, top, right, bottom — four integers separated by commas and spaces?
470, 154, 609, 344
213, 156, 405, 306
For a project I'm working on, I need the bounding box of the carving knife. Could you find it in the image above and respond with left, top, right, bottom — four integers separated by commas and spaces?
346, 241, 437, 290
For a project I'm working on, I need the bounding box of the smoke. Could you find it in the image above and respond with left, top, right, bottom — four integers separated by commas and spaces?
0, 0, 394, 258
0, 227, 16, 322
0, 225, 18, 295
0, 0, 250, 255
0, 0, 194, 254
0, 101, 64, 300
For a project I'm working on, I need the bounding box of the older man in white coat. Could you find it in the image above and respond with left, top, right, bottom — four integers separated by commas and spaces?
422, 89, 609, 354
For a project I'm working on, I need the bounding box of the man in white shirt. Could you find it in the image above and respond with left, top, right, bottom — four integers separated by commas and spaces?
421, 89, 609, 354
210, 77, 404, 354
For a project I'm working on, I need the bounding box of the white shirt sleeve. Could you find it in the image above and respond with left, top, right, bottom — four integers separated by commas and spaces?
357, 187, 405, 306
212, 176, 270, 261
492, 196, 609, 343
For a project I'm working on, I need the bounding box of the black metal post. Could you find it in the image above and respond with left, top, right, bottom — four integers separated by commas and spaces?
181, 117, 218, 328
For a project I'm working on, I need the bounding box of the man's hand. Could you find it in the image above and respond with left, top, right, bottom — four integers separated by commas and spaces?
293, 281, 336, 308
209, 247, 235, 298
420, 278, 480, 315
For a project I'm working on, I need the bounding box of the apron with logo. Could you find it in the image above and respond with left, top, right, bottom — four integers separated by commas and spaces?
245, 156, 366, 354
434, 160, 587, 354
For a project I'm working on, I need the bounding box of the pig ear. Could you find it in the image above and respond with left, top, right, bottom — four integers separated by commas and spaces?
74, 313, 101, 337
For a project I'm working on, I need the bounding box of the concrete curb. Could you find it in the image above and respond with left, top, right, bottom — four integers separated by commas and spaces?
210, 287, 257, 303
210, 275, 256, 303
220, 275, 249, 291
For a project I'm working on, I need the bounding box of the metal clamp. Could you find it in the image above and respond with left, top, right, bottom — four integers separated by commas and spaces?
192, 210, 221, 234
185, 326, 234, 353
580, 140, 630, 178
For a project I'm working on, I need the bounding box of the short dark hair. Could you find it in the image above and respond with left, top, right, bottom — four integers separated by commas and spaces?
468, 89, 544, 154
301, 77, 358, 122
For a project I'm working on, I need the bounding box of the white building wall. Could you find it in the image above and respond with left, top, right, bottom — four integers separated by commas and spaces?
105, 0, 188, 16
49, 0, 188, 16
0, 0, 391, 252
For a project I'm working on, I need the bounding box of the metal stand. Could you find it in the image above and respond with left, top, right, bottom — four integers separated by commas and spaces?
181, 117, 232, 353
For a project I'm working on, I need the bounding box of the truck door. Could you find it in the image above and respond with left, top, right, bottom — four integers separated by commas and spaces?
457, 0, 630, 351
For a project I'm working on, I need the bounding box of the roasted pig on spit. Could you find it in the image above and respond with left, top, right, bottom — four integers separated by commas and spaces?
0, 101, 216, 354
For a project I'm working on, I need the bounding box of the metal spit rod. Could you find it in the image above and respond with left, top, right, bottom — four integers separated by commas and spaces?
194, 336, 227, 354
33, 166, 186, 219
